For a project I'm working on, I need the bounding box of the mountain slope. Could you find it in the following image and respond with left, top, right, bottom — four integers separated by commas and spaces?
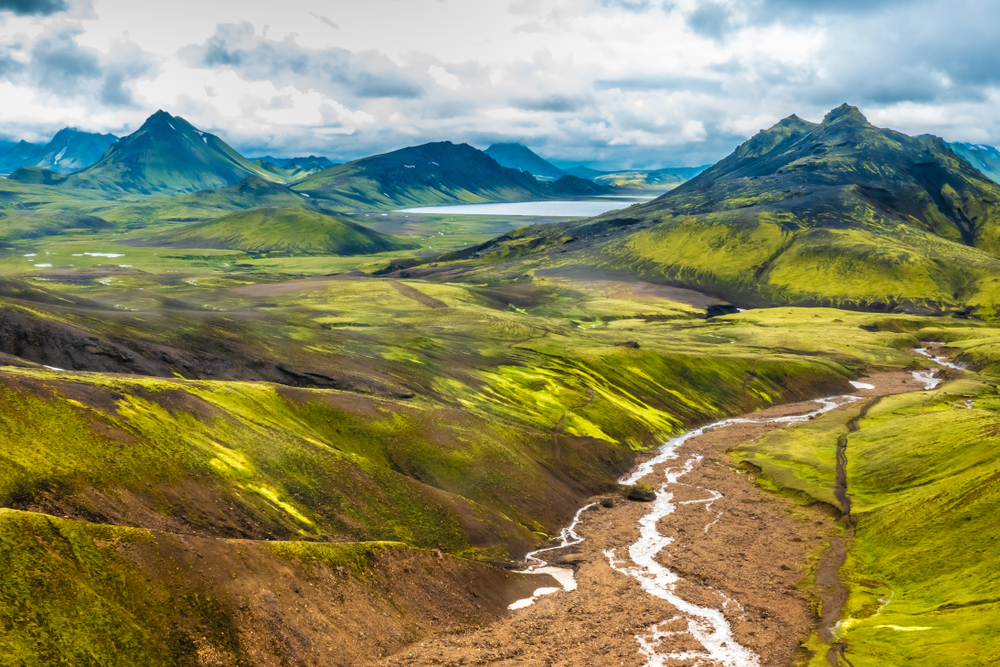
448, 104, 1000, 313
138, 203, 419, 254
0, 141, 42, 174
23, 111, 283, 194
947, 141, 1000, 184
0, 129, 118, 174
292, 141, 610, 209
483, 143, 566, 181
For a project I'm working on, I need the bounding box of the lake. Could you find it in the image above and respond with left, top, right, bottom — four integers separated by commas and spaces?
397, 199, 649, 217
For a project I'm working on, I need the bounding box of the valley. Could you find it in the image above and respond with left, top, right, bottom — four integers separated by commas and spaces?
0, 103, 998, 667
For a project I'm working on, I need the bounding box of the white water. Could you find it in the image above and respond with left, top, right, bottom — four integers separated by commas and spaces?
607, 394, 861, 667
508, 503, 597, 610
914, 344, 965, 371
911, 343, 966, 390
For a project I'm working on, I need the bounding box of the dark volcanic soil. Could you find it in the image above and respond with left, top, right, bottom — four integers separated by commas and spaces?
372, 372, 918, 667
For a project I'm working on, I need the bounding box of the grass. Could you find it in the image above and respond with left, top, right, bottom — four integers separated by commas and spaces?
733, 371, 1000, 665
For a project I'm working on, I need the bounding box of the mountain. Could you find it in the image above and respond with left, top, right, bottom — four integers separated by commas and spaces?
483, 143, 566, 181
249, 155, 335, 170
563, 165, 610, 179
137, 203, 419, 254
591, 166, 708, 189
0, 141, 43, 174
561, 164, 708, 189
292, 141, 611, 209
450, 104, 1000, 313
179, 174, 311, 209
0, 129, 118, 174
14, 111, 282, 194
946, 141, 1000, 184
249, 155, 337, 180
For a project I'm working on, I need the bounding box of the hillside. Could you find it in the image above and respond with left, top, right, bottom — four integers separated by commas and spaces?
12, 111, 284, 194
483, 142, 566, 180
292, 141, 611, 209
442, 104, 1000, 313
137, 203, 419, 254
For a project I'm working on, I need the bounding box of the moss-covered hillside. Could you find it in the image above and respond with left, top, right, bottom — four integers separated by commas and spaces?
440, 105, 1000, 314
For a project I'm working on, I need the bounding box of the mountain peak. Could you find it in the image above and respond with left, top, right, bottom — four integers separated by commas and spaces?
823, 103, 868, 125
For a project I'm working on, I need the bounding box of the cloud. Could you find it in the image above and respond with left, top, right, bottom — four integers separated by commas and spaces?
510, 94, 591, 113
0, 24, 155, 108
182, 22, 424, 100
0, 0, 67, 16
687, 1, 733, 39
311, 13, 338, 30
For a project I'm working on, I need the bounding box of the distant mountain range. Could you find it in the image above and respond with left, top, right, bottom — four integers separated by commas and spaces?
453, 104, 1000, 313
484, 143, 567, 181
484, 141, 707, 189
291, 141, 611, 208
0, 129, 118, 174
946, 142, 1000, 184
4, 113, 612, 205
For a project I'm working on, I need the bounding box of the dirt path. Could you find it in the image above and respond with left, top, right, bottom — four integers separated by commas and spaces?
372, 372, 918, 667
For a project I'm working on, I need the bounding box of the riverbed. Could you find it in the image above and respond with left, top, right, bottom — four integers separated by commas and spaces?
375, 372, 921, 667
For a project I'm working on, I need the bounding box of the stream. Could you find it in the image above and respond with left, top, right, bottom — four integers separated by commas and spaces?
511, 394, 861, 665
509, 348, 963, 665
604, 395, 860, 667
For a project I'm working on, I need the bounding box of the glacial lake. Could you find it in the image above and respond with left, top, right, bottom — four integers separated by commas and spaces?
397, 198, 652, 217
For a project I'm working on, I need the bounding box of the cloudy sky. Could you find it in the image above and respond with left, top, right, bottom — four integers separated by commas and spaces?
0, 0, 997, 168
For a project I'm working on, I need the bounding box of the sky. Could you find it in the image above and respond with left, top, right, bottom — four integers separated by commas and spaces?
0, 0, 997, 169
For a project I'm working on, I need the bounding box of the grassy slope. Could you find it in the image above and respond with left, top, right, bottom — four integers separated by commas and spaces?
138, 205, 420, 254
730, 331, 1000, 664
1, 273, 997, 663
0, 281, 887, 551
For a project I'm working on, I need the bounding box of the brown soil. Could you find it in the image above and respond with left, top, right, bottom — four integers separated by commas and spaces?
534, 265, 729, 308
114, 529, 550, 667
371, 372, 919, 667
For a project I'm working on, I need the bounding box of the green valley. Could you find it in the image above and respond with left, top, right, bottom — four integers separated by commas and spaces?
0, 101, 998, 667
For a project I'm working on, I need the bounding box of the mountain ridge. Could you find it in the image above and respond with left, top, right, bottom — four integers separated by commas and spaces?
292, 140, 611, 209
9, 111, 283, 194
437, 104, 1000, 313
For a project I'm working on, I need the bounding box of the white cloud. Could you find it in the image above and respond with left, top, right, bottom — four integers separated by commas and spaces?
0, 0, 998, 169
427, 65, 460, 90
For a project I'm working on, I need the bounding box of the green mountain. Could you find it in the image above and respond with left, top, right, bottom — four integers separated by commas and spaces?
137, 203, 419, 254
946, 141, 1000, 184
249, 155, 336, 181
450, 104, 1000, 313
12, 111, 283, 194
483, 142, 567, 181
178, 174, 311, 209
292, 141, 610, 209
